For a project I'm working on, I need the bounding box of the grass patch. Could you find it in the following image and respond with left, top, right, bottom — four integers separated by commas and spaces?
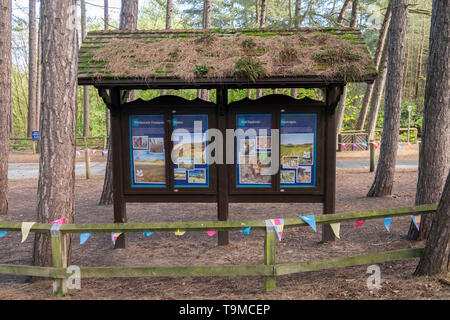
234, 56, 267, 82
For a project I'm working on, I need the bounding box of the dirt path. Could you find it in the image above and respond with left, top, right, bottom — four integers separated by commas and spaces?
0, 168, 448, 300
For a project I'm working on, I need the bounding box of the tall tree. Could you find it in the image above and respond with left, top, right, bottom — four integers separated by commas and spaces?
27, 0, 37, 138
100, 0, 139, 205
367, 0, 409, 197
349, 0, 359, 28
33, 0, 78, 270
35, 7, 42, 133
294, 0, 301, 28
356, 0, 392, 130
415, 170, 449, 275
198, 0, 211, 101
260, 0, 267, 27
337, 0, 351, 25
366, 43, 389, 141
0, 0, 12, 216
408, 0, 449, 240
414, 20, 426, 99
81, 0, 90, 137
161, 0, 172, 96
104, 0, 110, 134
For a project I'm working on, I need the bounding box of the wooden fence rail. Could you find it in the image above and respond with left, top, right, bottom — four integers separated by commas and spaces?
0, 204, 436, 296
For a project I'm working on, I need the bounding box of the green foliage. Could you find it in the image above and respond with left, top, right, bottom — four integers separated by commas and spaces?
234, 56, 267, 82
194, 64, 211, 77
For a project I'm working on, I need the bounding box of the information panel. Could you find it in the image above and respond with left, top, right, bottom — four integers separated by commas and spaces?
129, 115, 166, 187
236, 114, 272, 187
280, 114, 317, 187
172, 114, 209, 187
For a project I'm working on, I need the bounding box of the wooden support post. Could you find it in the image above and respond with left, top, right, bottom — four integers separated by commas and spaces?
369, 142, 375, 172
217, 87, 229, 246
322, 86, 341, 243
110, 88, 127, 248
264, 231, 276, 292
84, 139, 91, 180
32, 141, 36, 154
51, 231, 67, 296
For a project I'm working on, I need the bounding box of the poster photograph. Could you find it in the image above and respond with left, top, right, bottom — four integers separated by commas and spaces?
280, 133, 314, 165
257, 136, 271, 149
178, 158, 195, 170
132, 136, 149, 149
280, 170, 295, 184
188, 169, 207, 184
282, 155, 299, 169
239, 138, 256, 156
149, 138, 164, 153
297, 166, 312, 183
238, 164, 272, 185
174, 168, 186, 180
133, 150, 165, 184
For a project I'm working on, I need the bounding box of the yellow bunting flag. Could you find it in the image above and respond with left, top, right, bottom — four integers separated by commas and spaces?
330, 223, 340, 239
175, 229, 185, 236
21, 222, 36, 243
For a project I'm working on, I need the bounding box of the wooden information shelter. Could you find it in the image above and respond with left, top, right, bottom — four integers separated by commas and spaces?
78, 28, 376, 248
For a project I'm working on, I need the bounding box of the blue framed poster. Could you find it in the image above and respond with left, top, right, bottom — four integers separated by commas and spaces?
129, 115, 166, 187
280, 114, 317, 187
172, 114, 209, 188
236, 114, 272, 187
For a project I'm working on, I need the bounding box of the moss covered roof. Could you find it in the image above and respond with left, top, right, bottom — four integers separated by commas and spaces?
78, 28, 377, 87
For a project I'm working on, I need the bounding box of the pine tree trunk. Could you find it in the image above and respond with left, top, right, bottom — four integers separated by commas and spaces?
35, 10, 42, 133
414, 20, 426, 99
104, 0, 110, 134
366, 43, 389, 141
260, 0, 267, 28
415, 170, 449, 275
356, 0, 391, 130
367, 0, 409, 198
294, 0, 301, 28
255, 0, 259, 27
337, 0, 351, 24
27, 0, 37, 138
291, 88, 297, 98
81, 0, 90, 138
0, 0, 12, 216
160, 0, 172, 97
33, 0, 78, 267
198, 0, 211, 101
408, 0, 449, 241
350, 0, 359, 28
288, 0, 292, 27
335, 85, 348, 135
100, 0, 139, 205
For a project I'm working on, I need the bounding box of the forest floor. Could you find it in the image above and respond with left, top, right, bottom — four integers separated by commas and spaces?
1, 163, 449, 300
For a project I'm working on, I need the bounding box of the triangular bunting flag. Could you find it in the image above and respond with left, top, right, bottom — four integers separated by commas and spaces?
362, 142, 368, 147
374, 142, 380, 149
411, 215, 421, 230
111, 232, 122, 244
352, 143, 357, 148
270, 219, 284, 241
239, 227, 251, 235
330, 223, 340, 239
76, 151, 81, 156
355, 220, 366, 228
21, 222, 35, 243
175, 229, 185, 236
143, 231, 154, 237
384, 217, 393, 232
342, 143, 347, 149
50, 218, 66, 225
206, 231, 217, 237
0, 231, 8, 238
102, 150, 108, 155
398, 142, 402, 148
80, 233, 91, 244
299, 215, 317, 232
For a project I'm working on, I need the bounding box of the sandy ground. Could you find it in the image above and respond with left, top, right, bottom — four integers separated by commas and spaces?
0, 166, 448, 300
8, 143, 421, 164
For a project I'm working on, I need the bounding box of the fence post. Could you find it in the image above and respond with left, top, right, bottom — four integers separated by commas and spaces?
84, 138, 91, 180
370, 142, 375, 172
51, 231, 67, 296
264, 230, 276, 293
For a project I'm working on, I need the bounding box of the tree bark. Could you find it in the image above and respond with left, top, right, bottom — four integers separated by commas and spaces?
27, 0, 37, 138
408, 0, 449, 240
81, 0, 90, 138
415, 170, 450, 275
366, 43, 389, 141
255, 0, 259, 27
100, 0, 139, 205
414, 20, 426, 99
260, 0, 267, 28
198, 0, 211, 101
350, 0, 359, 28
35, 8, 42, 133
367, 0, 409, 197
294, 0, 301, 28
335, 85, 348, 135
161, 0, 172, 96
0, 0, 12, 216
104, 0, 109, 29
104, 0, 111, 134
356, 0, 391, 130
33, 0, 78, 267
337, 0, 351, 24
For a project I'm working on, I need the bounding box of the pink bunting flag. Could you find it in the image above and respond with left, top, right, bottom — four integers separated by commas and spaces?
342, 143, 347, 149
206, 231, 217, 237
374, 142, 380, 150
355, 220, 366, 228
50, 218, 66, 225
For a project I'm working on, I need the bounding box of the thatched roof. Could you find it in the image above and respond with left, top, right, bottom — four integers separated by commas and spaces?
78, 28, 377, 88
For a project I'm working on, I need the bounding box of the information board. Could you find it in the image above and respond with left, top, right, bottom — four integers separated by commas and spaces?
129, 115, 166, 187
172, 114, 209, 188
235, 114, 272, 187
280, 114, 317, 187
